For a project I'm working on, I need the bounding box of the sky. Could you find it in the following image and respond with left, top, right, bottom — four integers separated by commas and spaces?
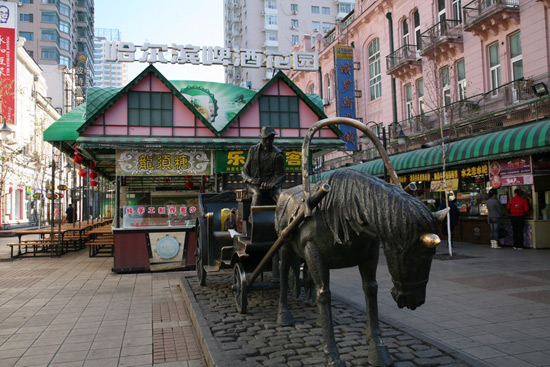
94, 0, 225, 82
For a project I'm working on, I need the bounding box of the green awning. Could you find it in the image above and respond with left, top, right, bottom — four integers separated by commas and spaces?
43, 104, 87, 142
335, 120, 550, 177
77, 136, 345, 151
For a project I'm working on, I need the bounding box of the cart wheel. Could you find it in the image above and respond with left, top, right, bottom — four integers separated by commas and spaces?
233, 261, 248, 314
195, 219, 207, 286
303, 266, 317, 306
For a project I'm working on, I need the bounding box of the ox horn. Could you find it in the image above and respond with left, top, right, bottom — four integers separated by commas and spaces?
433, 207, 450, 222
421, 233, 441, 248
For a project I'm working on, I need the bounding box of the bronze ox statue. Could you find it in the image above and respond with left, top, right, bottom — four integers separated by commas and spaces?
274, 118, 449, 367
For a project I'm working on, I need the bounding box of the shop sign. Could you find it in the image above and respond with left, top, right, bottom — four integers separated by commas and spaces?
25, 186, 32, 194
122, 205, 199, 228
0, 2, 16, 126
215, 150, 302, 173
116, 150, 212, 176
461, 164, 488, 178
104, 41, 319, 71
409, 173, 431, 182
490, 156, 533, 187
398, 176, 408, 184
532, 156, 550, 176
334, 45, 357, 150
430, 178, 459, 192
432, 170, 458, 180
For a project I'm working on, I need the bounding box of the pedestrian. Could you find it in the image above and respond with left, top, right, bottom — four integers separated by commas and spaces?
65, 203, 75, 224
439, 192, 459, 240
507, 188, 530, 249
486, 188, 502, 249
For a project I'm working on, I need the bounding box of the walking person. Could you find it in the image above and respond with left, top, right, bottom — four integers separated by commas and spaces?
486, 188, 502, 249
65, 203, 75, 224
507, 188, 530, 249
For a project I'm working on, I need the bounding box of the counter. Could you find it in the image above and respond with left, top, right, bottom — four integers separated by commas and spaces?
113, 225, 196, 273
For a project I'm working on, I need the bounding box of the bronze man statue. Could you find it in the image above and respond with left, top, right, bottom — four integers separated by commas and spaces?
242, 126, 286, 206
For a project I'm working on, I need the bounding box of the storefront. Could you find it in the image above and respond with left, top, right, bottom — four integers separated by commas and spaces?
44, 65, 344, 272
342, 120, 550, 248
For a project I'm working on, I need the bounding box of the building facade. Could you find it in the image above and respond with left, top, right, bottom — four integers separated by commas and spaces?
223, 0, 355, 90
16, 0, 95, 110
93, 28, 128, 88
1, 38, 60, 228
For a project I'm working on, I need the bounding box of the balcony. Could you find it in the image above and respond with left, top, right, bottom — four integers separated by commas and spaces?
463, 0, 519, 40
419, 19, 463, 61
386, 44, 422, 79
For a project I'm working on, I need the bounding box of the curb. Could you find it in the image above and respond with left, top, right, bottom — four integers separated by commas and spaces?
179, 275, 228, 367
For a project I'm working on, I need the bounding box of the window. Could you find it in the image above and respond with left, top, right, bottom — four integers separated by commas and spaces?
308, 84, 315, 94
21, 0, 33, 3
19, 31, 34, 41
457, 59, 466, 100
42, 29, 58, 41
417, 78, 425, 115
489, 42, 501, 95
322, 23, 332, 33
414, 10, 421, 48
41, 48, 59, 60
322, 7, 330, 15
59, 20, 70, 33
291, 3, 298, 13
509, 32, 523, 81
441, 66, 451, 108
59, 2, 71, 16
452, 0, 462, 22
128, 92, 173, 127
41, 11, 58, 23
311, 6, 319, 13
259, 96, 299, 128
15, 189, 22, 220
339, 3, 353, 14
368, 38, 382, 100
42, 0, 57, 3
325, 73, 332, 101
266, 31, 277, 41
76, 11, 87, 22
19, 13, 34, 22
59, 37, 70, 51
405, 84, 414, 119
60, 55, 70, 67
402, 19, 409, 46
266, 15, 277, 26
291, 19, 298, 29
265, 0, 276, 10
438, 0, 446, 22
291, 35, 299, 45
312, 21, 320, 32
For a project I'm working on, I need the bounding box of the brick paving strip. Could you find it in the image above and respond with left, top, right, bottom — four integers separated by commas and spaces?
180, 273, 479, 367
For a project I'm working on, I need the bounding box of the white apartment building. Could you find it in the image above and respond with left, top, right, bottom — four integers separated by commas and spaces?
93, 28, 128, 88
224, 0, 354, 90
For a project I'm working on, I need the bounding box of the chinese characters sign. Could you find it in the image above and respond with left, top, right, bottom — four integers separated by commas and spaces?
490, 156, 533, 187
334, 45, 357, 150
116, 150, 212, 176
461, 164, 488, 178
215, 150, 302, 173
0, 2, 16, 125
104, 41, 319, 71
122, 205, 199, 228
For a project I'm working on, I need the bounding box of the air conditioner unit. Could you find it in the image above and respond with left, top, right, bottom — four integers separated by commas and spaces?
322, 99, 330, 106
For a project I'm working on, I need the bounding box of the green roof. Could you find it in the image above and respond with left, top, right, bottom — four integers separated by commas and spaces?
321, 120, 550, 178
85, 87, 121, 120
43, 103, 87, 142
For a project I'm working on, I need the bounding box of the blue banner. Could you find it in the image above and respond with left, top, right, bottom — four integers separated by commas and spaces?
334, 45, 357, 150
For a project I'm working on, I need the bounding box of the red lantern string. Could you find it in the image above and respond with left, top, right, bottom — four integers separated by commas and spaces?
90, 180, 98, 187
90, 161, 96, 169
78, 168, 87, 177
89, 171, 98, 179
186, 180, 193, 190
74, 154, 83, 164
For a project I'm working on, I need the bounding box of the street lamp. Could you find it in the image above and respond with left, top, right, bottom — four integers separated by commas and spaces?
0, 113, 14, 141
392, 122, 408, 146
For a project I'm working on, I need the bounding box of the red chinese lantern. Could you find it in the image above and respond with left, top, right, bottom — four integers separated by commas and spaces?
78, 168, 87, 177
90, 161, 96, 169
185, 180, 194, 190
89, 171, 98, 179
74, 154, 83, 164
90, 180, 98, 187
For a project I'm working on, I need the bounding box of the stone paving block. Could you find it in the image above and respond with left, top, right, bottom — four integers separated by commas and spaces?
50, 350, 88, 364
82, 357, 119, 367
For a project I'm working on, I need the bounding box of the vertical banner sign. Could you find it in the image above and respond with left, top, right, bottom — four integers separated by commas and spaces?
0, 2, 16, 124
334, 45, 357, 150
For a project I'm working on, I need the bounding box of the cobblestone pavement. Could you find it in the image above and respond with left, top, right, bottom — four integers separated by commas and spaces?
180, 273, 478, 367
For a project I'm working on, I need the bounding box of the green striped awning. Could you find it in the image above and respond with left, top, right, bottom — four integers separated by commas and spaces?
348, 120, 550, 176
77, 136, 345, 151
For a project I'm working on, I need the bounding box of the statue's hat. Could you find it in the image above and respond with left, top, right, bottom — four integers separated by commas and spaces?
260, 126, 277, 138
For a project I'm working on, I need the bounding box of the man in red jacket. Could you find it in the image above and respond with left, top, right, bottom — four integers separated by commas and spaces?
507, 188, 530, 249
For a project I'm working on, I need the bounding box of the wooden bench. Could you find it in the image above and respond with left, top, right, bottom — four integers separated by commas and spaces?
7, 241, 67, 258
85, 238, 114, 257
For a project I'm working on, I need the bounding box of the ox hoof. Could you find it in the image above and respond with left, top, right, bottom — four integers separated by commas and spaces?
276, 311, 294, 326
368, 344, 393, 367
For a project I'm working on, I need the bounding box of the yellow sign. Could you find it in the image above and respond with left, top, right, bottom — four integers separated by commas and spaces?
409, 173, 431, 182
433, 170, 458, 180
461, 164, 488, 178
430, 178, 459, 192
